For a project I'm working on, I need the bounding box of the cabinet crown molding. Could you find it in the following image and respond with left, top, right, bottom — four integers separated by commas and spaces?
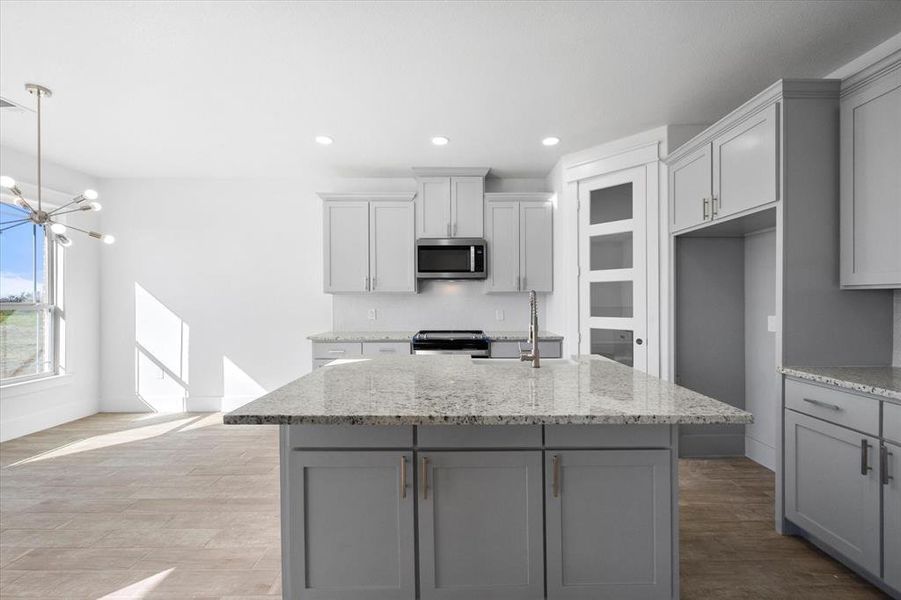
484, 192, 553, 202
318, 192, 416, 202
411, 167, 490, 178
840, 49, 901, 98
665, 78, 840, 165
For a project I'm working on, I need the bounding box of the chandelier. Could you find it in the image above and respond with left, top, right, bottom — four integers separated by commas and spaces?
0, 83, 114, 246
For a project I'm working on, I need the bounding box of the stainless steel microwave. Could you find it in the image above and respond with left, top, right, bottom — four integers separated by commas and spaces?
416, 238, 487, 279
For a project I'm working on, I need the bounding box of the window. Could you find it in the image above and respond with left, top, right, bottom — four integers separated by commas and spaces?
0, 201, 61, 383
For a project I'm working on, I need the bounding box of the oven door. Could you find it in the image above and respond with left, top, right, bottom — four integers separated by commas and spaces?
416, 238, 486, 279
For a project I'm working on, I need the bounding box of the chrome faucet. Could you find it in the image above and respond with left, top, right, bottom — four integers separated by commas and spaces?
519, 290, 540, 368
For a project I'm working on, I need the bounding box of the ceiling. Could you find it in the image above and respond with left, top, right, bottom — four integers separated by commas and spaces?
1, 1, 900, 179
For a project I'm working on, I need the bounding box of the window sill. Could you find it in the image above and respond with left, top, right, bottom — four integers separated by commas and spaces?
0, 373, 72, 398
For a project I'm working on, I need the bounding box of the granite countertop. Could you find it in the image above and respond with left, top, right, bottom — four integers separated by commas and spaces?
307, 331, 564, 342
225, 354, 752, 426
781, 366, 901, 402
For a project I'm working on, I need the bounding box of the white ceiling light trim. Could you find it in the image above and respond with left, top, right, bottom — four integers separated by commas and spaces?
0, 83, 114, 245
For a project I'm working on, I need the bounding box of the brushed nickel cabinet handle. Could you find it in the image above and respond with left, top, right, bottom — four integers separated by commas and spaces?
702, 198, 709, 220
421, 456, 430, 500
400, 455, 407, 499
327, 349, 346, 354
882, 446, 894, 486
802, 397, 842, 411
712, 195, 719, 217
861, 440, 872, 476
552, 454, 561, 498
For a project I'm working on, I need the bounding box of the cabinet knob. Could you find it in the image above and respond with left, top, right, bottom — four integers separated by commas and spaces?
635, 338, 643, 345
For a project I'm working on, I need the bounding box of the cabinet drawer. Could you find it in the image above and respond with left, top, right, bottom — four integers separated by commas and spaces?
312, 342, 363, 359
362, 341, 411, 356
545, 424, 671, 448
784, 378, 879, 435
885, 402, 901, 445
417, 425, 542, 448
490, 340, 562, 359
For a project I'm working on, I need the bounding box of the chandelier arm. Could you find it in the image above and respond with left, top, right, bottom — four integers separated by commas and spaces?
48, 198, 84, 215
0, 220, 31, 233
58, 222, 110, 241
48, 206, 91, 217
11, 195, 37, 215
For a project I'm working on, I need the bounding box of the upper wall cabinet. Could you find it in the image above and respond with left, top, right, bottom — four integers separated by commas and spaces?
668, 103, 778, 233
321, 193, 416, 294
840, 52, 901, 289
413, 168, 489, 238
485, 194, 553, 293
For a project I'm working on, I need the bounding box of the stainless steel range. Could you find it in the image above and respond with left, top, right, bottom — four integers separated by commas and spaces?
411, 330, 490, 357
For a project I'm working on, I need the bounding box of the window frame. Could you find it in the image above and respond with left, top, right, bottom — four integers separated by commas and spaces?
0, 197, 63, 386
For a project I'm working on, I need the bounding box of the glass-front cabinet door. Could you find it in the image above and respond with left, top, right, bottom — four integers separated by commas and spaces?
578, 167, 647, 371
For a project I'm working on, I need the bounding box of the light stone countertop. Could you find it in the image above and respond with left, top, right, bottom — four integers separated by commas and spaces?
307, 331, 564, 342
781, 366, 901, 402
225, 354, 752, 426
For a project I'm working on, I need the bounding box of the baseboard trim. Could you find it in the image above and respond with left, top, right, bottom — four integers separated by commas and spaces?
745, 436, 776, 471
0, 399, 98, 442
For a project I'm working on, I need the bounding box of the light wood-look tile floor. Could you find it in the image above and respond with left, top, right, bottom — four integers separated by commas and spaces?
0, 413, 889, 599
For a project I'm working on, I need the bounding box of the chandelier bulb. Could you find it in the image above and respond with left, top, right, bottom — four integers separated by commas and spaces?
0, 175, 15, 189
83, 189, 99, 201
89, 201, 102, 212
102, 234, 115, 245
50, 223, 67, 234
57, 234, 73, 248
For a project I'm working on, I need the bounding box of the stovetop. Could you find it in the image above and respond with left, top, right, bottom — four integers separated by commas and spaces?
412, 330, 488, 341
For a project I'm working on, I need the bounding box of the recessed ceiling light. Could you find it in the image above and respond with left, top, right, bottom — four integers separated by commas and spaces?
315, 135, 334, 145
542, 137, 560, 146
431, 136, 449, 146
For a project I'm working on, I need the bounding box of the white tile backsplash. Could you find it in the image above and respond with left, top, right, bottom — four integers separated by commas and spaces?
333, 280, 544, 332
894, 290, 901, 366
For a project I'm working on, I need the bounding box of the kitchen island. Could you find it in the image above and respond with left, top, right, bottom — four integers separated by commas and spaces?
225, 354, 751, 600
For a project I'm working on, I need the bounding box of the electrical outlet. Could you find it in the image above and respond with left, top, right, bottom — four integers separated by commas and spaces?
495, 309, 504, 321
368, 308, 377, 320
767, 315, 776, 332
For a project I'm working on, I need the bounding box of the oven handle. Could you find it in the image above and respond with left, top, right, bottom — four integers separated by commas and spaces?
470, 246, 475, 272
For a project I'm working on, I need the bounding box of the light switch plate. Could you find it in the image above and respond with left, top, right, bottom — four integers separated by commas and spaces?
495, 309, 504, 321
767, 315, 777, 332
368, 309, 377, 320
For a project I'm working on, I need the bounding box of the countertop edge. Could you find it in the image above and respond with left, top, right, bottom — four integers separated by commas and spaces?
224, 414, 753, 426
780, 367, 901, 402
306, 331, 565, 343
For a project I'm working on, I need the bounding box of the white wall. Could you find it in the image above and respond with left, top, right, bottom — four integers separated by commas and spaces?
0, 145, 101, 441
894, 290, 901, 367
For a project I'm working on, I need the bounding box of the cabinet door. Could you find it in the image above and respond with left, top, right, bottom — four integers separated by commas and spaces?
418, 451, 544, 600
712, 103, 779, 219
417, 178, 451, 238
670, 143, 712, 232
450, 176, 484, 238
840, 68, 901, 288
323, 201, 370, 293
784, 410, 880, 575
884, 441, 901, 591
370, 201, 415, 293
545, 450, 672, 600
289, 451, 414, 600
520, 202, 553, 292
485, 201, 521, 292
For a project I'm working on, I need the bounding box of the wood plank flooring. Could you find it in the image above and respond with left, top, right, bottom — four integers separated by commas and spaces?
0, 413, 888, 599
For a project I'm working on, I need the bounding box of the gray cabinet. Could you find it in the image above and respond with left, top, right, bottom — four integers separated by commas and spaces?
669, 143, 712, 232
417, 451, 544, 600
840, 55, 901, 289
545, 450, 672, 600
712, 103, 779, 220
417, 177, 452, 238
289, 451, 415, 600
323, 201, 370, 293
485, 194, 553, 293
414, 169, 488, 239
884, 440, 901, 591
784, 409, 880, 575
320, 194, 416, 294
450, 176, 485, 238
370, 202, 415, 293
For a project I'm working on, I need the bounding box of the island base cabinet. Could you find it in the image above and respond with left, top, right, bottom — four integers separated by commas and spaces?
545, 450, 672, 600
417, 451, 544, 600
884, 441, 901, 592
784, 410, 880, 576
287, 451, 415, 600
